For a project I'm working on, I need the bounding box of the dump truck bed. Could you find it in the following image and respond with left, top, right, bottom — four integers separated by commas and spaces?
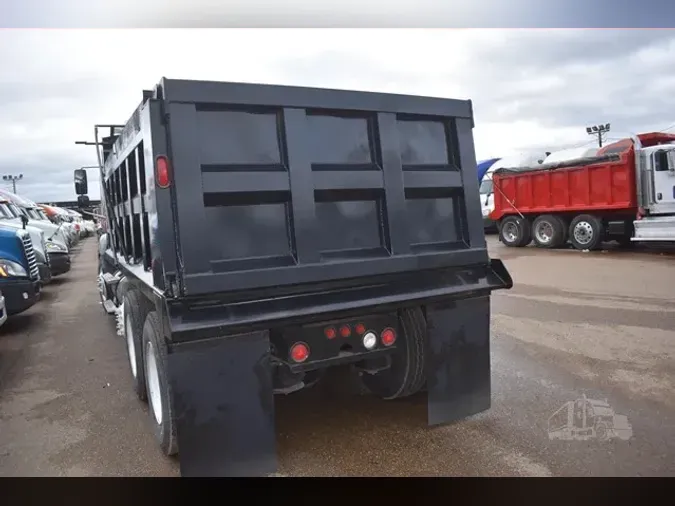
490, 153, 638, 221
106, 78, 488, 297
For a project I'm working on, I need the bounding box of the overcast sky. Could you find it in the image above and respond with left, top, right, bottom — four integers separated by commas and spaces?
1, 29, 674, 202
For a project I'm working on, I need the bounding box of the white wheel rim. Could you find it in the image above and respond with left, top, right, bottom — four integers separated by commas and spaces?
535, 221, 554, 244
574, 221, 594, 245
125, 314, 137, 379
146, 340, 163, 425
503, 222, 519, 242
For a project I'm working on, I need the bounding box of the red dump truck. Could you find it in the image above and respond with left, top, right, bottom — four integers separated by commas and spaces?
491, 132, 675, 250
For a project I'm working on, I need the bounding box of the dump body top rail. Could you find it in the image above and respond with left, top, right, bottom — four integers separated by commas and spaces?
102, 78, 488, 297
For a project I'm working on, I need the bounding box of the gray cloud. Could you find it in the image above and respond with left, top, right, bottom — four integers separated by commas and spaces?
1, 29, 674, 202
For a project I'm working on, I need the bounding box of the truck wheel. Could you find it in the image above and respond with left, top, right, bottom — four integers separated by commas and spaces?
142, 311, 178, 456
499, 216, 532, 248
123, 290, 152, 402
569, 214, 603, 251
532, 215, 566, 248
360, 307, 427, 400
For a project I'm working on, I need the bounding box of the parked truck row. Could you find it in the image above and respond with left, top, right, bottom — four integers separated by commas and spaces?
481, 132, 675, 249
0, 187, 95, 329
75, 78, 513, 477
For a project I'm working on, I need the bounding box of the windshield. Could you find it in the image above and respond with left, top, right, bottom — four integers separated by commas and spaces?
0, 203, 15, 220
479, 179, 493, 195
27, 208, 42, 220
4, 203, 20, 218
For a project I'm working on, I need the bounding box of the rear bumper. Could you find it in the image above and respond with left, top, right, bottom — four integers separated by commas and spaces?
167, 259, 514, 344
2, 279, 40, 316
48, 252, 71, 276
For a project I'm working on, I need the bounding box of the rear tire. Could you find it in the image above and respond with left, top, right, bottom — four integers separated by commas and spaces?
143, 311, 178, 456
360, 307, 427, 400
499, 216, 532, 247
569, 214, 603, 251
532, 215, 567, 248
123, 290, 152, 402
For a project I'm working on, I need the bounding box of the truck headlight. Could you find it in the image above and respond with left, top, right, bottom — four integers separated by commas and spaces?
46, 241, 67, 252
0, 259, 28, 278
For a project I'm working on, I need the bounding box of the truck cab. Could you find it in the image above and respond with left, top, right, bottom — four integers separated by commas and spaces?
0, 196, 71, 277
633, 140, 675, 241
39, 204, 78, 248
0, 224, 41, 316
0, 199, 52, 284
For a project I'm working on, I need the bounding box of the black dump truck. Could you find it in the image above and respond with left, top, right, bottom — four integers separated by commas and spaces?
75, 78, 513, 477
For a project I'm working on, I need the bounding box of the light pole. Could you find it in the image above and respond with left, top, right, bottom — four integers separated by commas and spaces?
2, 174, 23, 193
586, 123, 611, 148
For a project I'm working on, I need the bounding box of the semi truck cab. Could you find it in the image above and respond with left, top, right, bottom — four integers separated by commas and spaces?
0, 200, 52, 284
0, 225, 41, 316
631, 136, 675, 241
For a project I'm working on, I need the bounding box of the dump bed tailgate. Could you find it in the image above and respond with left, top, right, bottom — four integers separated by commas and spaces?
158, 79, 487, 296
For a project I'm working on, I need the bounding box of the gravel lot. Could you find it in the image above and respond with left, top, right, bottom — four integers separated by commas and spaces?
1, 236, 674, 476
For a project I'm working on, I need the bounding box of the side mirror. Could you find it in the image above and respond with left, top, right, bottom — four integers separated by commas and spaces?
74, 169, 88, 195
20, 213, 29, 228
667, 151, 675, 172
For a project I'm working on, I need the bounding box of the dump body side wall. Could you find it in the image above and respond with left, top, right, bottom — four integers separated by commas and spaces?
156, 79, 488, 296
491, 156, 638, 220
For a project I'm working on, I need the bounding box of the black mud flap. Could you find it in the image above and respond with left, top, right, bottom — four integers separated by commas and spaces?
426, 295, 492, 426
168, 331, 277, 477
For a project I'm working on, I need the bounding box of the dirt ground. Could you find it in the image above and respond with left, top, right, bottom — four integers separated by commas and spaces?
0, 236, 673, 476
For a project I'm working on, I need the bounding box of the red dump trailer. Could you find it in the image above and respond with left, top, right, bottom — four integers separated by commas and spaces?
491, 132, 675, 250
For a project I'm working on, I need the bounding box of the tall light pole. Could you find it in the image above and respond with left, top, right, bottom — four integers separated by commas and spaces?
586, 123, 611, 148
2, 174, 23, 193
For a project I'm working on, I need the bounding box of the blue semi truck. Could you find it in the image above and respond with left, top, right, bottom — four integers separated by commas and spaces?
0, 223, 41, 318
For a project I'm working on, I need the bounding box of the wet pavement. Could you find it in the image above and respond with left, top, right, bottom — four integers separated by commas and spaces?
0, 236, 674, 476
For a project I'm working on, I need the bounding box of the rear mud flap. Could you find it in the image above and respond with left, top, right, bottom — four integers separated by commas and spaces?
168, 331, 277, 477
426, 295, 491, 426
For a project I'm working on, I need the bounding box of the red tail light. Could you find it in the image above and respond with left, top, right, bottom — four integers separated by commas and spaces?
381, 328, 396, 346
324, 327, 336, 339
155, 155, 171, 189
355, 323, 366, 335
339, 325, 351, 338
290, 342, 310, 363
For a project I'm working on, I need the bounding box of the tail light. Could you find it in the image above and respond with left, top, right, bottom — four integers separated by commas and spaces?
155, 155, 171, 189
324, 326, 336, 339
381, 328, 396, 346
355, 323, 366, 335
290, 342, 310, 363
339, 325, 351, 338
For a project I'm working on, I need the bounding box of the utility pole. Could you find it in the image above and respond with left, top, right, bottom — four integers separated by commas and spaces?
2, 174, 23, 193
586, 123, 611, 148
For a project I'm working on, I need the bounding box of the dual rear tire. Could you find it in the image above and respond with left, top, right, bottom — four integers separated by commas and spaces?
123, 291, 178, 457
499, 213, 606, 251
